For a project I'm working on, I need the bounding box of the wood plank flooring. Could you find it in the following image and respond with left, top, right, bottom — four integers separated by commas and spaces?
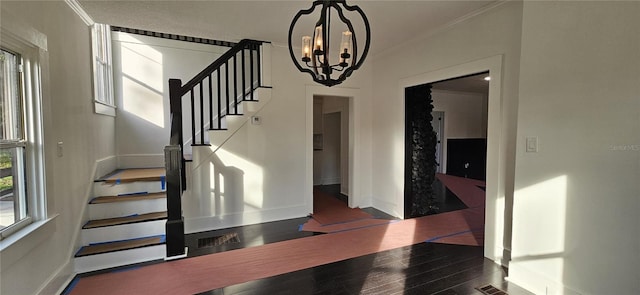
66, 182, 531, 295
196, 243, 530, 295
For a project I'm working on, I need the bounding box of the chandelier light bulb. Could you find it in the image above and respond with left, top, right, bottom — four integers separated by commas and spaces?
302, 36, 312, 62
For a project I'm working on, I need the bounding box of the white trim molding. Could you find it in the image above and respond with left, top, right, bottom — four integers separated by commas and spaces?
398, 55, 505, 265
64, 0, 95, 26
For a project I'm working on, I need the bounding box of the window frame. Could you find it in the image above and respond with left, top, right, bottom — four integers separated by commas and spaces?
91, 23, 116, 116
0, 20, 48, 243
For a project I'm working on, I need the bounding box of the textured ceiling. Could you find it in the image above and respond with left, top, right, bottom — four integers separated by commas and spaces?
79, 0, 497, 56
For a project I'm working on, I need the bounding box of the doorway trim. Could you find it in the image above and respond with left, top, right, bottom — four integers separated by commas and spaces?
399, 55, 505, 264
305, 86, 359, 213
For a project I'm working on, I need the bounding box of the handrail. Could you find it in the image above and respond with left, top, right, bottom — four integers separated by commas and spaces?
177, 39, 264, 96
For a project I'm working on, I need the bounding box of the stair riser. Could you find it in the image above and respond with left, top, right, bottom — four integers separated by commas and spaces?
81, 220, 166, 245
93, 181, 166, 197
89, 199, 167, 220
74, 244, 165, 274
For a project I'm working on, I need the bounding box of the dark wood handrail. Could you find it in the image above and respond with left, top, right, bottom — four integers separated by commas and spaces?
177, 39, 264, 96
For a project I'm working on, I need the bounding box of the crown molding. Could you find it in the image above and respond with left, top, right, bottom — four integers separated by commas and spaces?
64, 0, 94, 26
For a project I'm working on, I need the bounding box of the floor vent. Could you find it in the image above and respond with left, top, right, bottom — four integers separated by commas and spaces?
476, 284, 509, 295
197, 233, 240, 248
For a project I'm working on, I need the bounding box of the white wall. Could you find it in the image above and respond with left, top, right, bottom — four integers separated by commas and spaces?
432, 90, 486, 139
322, 96, 350, 194
0, 2, 116, 295
432, 89, 487, 173
319, 112, 341, 184
181, 44, 373, 232
112, 32, 228, 168
370, 1, 523, 265
509, 2, 640, 294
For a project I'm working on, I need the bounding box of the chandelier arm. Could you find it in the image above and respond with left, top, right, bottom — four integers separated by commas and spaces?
332, 3, 358, 82
288, 1, 322, 81
341, 1, 371, 70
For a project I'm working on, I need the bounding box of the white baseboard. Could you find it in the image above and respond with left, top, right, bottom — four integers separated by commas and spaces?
371, 198, 402, 219
320, 177, 341, 185
37, 260, 74, 295
117, 154, 164, 169
507, 263, 581, 295
184, 204, 307, 234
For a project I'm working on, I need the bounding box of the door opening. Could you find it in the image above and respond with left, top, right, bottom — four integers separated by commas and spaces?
313, 96, 350, 204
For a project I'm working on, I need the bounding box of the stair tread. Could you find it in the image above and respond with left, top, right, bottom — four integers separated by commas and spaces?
83, 211, 167, 229
96, 168, 165, 183
90, 192, 166, 204
75, 235, 165, 257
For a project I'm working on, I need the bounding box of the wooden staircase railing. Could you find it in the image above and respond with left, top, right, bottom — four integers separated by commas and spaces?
164, 39, 266, 257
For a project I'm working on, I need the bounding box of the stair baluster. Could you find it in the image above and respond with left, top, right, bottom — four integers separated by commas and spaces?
165, 39, 266, 258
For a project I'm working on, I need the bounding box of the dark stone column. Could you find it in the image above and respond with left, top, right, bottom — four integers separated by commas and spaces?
405, 84, 438, 218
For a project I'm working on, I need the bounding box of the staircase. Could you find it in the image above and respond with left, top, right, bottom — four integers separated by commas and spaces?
164, 39, 271, 257
72, 38, 271, 272
74, 168, 167, 273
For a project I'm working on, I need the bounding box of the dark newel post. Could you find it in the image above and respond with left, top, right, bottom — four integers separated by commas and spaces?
405, 84, 438, 218
165, 79, 185, 257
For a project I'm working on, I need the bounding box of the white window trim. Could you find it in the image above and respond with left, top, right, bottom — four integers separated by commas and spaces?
0, 11, 48, 246
91, 23, 116, 116
64, 0, 117, 116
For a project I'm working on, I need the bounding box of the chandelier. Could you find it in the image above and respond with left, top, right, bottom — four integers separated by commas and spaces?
288, 0, 371, 87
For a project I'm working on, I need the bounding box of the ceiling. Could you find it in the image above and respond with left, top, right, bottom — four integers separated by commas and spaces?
432, 72, 490, 94
79, 0, 497, 56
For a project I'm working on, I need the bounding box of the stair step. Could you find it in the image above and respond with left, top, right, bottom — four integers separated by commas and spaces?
90, 192, 166, 204
83, 211, 167, 229
75, 235, 165, 257
96, 168, 165, 183
74, 244, 165, 273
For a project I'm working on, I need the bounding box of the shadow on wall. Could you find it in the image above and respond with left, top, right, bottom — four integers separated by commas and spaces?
184, 144, 267, 231
185, 150, 246, 219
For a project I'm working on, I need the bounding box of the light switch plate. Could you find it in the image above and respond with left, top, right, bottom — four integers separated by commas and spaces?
526, 136, 538, 153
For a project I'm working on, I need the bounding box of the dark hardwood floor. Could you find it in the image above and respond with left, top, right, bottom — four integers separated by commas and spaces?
188, 185, 530, 295
69, 183, 531, 295
185, 217, 317, 258
196, 242, 530, 295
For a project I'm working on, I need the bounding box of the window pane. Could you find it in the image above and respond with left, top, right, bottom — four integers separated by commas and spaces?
0, 147, 27, 231
0, 49, 23, 141
93, 23, 114, 107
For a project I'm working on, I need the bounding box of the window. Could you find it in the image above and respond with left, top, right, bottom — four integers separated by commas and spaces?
0, 18, 48, 242
92, 23, 115, 115
0, 49, 28, 236
0, 41, 46, 240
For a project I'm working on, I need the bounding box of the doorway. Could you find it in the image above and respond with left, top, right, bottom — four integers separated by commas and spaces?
313, 96, 350, 204
403, 72, 490, 238
398, 55, 504, 263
